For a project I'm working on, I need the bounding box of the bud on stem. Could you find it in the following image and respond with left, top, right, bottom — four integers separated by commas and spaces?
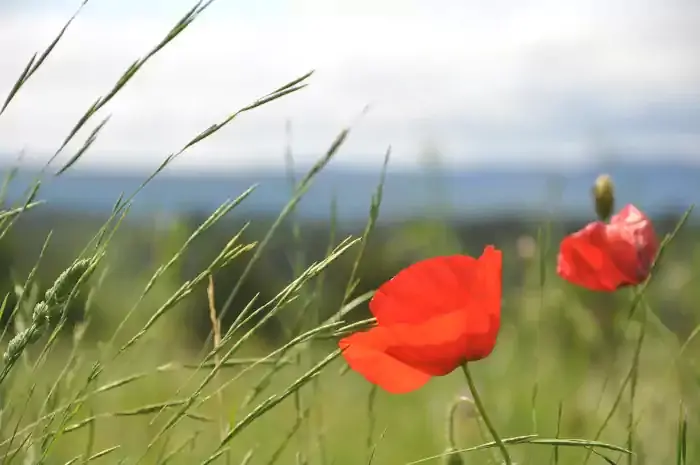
592, 174, 615, 221
442, 396, 475, 465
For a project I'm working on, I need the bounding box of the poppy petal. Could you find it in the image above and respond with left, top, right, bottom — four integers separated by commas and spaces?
384, 308, 496, 373
371, 246, 501, 326
339, 328, 431, 394
370, 256, 475, 325
558, 206, 660, 291
557, 224, 628, 291
608, 204, 659, 280
340, 309, 497, 393
471, 245, 502, 322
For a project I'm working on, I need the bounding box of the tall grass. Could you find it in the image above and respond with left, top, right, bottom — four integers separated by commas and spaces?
0, 2, 698, 464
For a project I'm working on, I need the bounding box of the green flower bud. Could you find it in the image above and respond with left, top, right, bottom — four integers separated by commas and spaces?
592, 174, 615, 221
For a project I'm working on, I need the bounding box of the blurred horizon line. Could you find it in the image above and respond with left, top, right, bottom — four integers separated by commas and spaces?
1, 151, 699, 175
1, 159, 696, 223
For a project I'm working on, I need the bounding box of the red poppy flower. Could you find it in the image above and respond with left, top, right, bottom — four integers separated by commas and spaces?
339, 246, 502, 394
557, 204, 659, 292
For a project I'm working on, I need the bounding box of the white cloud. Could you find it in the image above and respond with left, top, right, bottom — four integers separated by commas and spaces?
0, 0, 698, 171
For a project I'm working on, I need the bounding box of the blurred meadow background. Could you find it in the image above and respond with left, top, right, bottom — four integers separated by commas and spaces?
0, 0, 699, 464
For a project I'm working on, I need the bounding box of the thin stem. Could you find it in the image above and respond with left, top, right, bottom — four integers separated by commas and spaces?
446, 401, 459, 449
460, 364, 513, 465
366, 384, 378, 462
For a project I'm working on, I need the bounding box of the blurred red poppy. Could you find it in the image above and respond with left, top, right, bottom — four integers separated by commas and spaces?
339, 246, 502, 394
557, 204, 659, 292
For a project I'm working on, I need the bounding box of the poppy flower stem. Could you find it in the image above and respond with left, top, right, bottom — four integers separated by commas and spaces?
460, 363, 513, 465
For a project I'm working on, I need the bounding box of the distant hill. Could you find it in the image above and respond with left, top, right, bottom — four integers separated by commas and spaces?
0, 160, 697, 222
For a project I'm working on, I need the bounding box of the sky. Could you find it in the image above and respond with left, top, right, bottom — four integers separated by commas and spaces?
0, 0, 699, 172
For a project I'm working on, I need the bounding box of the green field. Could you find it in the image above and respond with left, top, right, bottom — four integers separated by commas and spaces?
0, 201, 698, 464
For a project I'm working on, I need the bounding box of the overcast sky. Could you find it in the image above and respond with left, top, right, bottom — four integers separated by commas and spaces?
0, 0, 698, 171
